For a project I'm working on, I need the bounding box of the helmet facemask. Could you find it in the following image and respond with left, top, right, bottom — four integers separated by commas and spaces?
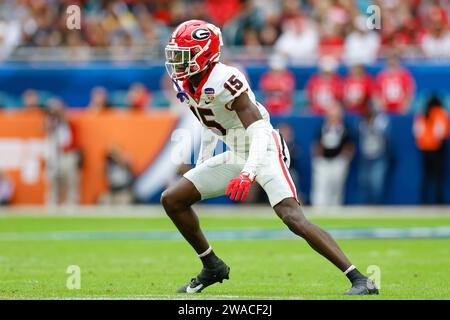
165, 41, 211, 80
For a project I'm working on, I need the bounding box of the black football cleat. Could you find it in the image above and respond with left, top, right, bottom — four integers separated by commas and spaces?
177, 260, 230, 293
344, 277, 379, 295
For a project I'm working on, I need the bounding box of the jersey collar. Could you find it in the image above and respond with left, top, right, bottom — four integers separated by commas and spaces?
182, 63, 217, 102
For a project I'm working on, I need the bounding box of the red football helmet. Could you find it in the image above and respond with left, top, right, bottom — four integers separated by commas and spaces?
165, 20, 223, 80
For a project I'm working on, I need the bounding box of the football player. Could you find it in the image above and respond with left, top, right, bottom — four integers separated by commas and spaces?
162, 20, 378, 295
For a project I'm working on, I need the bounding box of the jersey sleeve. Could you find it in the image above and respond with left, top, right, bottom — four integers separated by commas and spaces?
214, 67, 251, 108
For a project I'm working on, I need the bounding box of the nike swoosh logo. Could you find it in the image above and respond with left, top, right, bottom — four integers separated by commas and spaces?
186, 284, 203, 293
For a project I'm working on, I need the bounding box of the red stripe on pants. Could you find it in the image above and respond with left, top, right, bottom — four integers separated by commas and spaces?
271, 131, 297, 201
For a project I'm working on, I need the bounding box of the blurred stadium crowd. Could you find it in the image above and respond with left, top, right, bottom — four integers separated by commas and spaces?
1, 0, 450, 61
1, 0, 450, 115
0, 0, 449, 207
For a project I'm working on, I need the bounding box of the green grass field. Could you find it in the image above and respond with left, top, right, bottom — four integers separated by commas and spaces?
0, 209, 449, 300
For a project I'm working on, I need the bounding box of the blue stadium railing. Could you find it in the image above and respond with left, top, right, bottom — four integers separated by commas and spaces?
2, 60, 450, 109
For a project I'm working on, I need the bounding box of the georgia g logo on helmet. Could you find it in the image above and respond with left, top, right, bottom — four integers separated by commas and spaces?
192, 28, 211, 41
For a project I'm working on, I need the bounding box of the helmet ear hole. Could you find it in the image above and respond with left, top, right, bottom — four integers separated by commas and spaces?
204, 52, 212, 58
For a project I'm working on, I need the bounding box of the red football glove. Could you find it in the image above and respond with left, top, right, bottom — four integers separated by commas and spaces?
226, 172, 256, 202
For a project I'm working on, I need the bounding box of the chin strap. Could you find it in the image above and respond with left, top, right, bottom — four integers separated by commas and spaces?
171, 77, 189, 103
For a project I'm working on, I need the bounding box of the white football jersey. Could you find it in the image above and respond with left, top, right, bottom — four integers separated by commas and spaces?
177, 62, 272, 154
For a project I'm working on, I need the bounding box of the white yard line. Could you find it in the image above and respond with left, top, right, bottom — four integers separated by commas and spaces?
1, 227, 450, 240
0, 205, 450, 218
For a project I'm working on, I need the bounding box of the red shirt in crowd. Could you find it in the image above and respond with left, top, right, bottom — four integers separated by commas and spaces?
306, 74, 342, 115
342, 73, 373, 115
205, 0, 241, 27
318, 35, 344, 60
374, 68, 415, 114
423, 4, 449, 28
259, 70, 296, 115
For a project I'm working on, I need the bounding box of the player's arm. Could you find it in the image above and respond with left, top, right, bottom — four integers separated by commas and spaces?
232, 92, 271, 177
225, 92, 271, 201
231, 92, 262, 128
196, 126, 219, 166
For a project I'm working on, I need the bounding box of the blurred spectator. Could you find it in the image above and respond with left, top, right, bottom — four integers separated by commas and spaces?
257, 0, 283, 46
205, 0, 241, 27
223, 0, 264, 46
0, 169, 14, 205
419, 0, 449, 28
318, 21, 345, 60
65, 31, 91, 61
306, 55, 341, 115
413, 95, 450, 204
342, 64, 373, 115
241, 27, 265, 60
259, 55, 295, 115
343, 15, 381, 65
85, 18, 110, 47
359, 109, 390, 204
100, 145, 135, 205
378, 0, 422, 56
88, 86, 110, 113
310, 0, 352, 35
311, 102, 354, 206
420, 7, 450, 58
0, 19, 21, 60
134, 8, 164, 46
127, 83, 151, 111
374, 54, 416, 114
22, 89, 44, 115
275, 16, 319, 65
44, 99, 80, 206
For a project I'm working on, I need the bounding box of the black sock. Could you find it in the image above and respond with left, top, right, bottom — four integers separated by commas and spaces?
200, 250, 221, 269
346, 268, 366, 284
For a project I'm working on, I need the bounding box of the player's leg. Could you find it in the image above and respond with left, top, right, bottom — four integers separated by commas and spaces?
274, 198, 351, 269
258, 131, 378, 295
272, 198, 377, 295
161, 151, 241, 293
161, 177, 208, 254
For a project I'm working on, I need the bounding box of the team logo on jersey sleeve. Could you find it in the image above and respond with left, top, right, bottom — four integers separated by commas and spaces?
204, 87, 215, 104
